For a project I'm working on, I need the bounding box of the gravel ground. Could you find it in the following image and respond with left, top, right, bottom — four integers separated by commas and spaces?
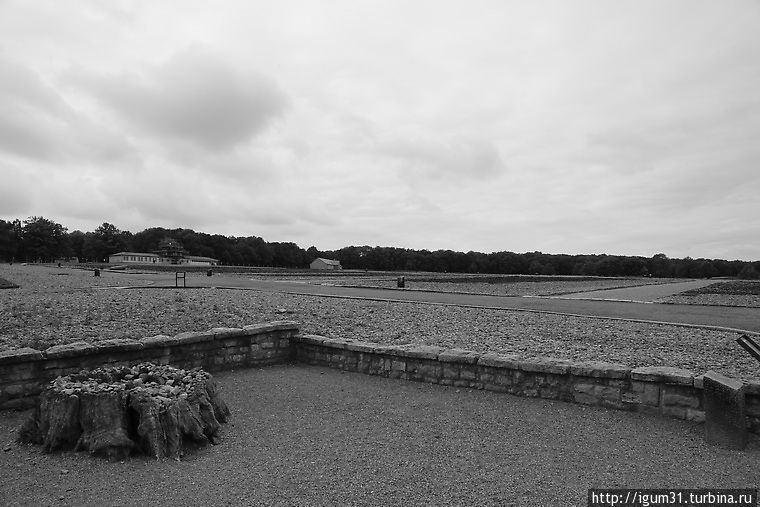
295, 275, 673, 296
1, 264, 759, 382
1, 364, 758, 507
657, 280, 760, 308
658, 294, 760, 307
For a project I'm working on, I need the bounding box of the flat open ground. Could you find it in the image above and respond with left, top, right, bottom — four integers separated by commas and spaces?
1, 365, 758, 507
1, 264, 759, 381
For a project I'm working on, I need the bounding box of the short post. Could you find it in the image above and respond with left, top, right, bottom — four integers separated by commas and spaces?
703, 370, 747, 450
397, 276, 405, 288
94, 268, 100, 277
175, 271, 186, 288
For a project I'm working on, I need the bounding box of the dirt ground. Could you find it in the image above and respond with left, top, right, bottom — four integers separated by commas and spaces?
1, 365, 758, 507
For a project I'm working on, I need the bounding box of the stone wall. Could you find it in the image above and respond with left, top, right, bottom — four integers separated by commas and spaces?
0, 321, 297, 410
293, 334, 760, 435
3, 321, 759, 436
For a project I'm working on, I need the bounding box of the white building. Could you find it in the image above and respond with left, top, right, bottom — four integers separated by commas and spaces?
310, 258, 342, 270
108, 252, 218, 266
108, 252, 161, 264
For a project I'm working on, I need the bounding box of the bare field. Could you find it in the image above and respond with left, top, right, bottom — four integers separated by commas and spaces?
1, 264, 758, 382
257, 272, 675, 296
658, 280, 760, 308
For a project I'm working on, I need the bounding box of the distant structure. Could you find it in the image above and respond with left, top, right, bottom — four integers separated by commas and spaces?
109, 238, 218, 266
154, 237, 187, 264
310, 258, 342, 270
108, 252, 219, 266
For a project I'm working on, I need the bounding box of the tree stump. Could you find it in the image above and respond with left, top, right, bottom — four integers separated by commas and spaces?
18, 363, 230, 461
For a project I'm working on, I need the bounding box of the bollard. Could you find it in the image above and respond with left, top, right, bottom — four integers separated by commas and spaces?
207, 269, 213, 277
703, 371, 747, 450
94, 268, 100, 277
397, 276, 405, 288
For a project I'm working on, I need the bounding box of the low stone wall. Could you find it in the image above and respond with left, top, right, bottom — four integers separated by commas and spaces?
294, 334, 760, 435
0, 321, 298, 410
3, 321, 759, 436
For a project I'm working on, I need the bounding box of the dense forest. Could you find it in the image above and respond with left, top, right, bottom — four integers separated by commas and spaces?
1, 216, 758, 279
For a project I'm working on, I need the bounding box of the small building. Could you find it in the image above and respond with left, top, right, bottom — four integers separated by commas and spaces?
185, 255, 219, 266
108, 252, 219, 266
310, 258, 342, 270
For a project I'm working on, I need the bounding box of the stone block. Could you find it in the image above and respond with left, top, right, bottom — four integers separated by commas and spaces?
391, 359, 406, 372
44, 342, 97, 359
173, 330, 215, 345
743, 380, 760, 396
413, 362, 440, 379
477, 352, 521, 369
243, 321, 298, 334
630, 366, 694, 386
395, 344, 446, 360
459, 366, 477, 381
320, 338, 352, 350
570, 361, 630, 379
438, 349, 480, 364
661, 387, 700, 409
295, 334, 328, 345
345, 341, 380, 353
573, 383, 601, 405
139, 334, 176, 347
623, 381, 660, 407
211, 327, 245, 339
0, 347, 44, 364
519, 357, 572, 375
95, 338, 144, 353
1, 366, 40, 382
745, 395, 760, 417
356, 357, 371, 374
703, 370, 747, 450
442, 363, 460, 380
491, 371, 514, 387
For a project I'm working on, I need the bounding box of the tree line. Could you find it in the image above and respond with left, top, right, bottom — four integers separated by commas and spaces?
1, 216, 758, 278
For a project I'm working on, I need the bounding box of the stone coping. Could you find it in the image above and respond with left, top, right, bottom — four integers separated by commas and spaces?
294, 334, 760, 391
0, 321, 299, 365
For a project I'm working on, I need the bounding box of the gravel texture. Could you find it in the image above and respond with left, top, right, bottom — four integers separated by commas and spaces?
1, 265, 758, 381
271, 274, 674, 296
1, 365, 758, 506
658, 281, 760, 308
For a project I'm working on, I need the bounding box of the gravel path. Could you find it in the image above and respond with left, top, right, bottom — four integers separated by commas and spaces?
2, 264, 759, 382
1, 365, 758, 507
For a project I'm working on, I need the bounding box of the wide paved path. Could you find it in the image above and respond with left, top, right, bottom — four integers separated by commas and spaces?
186, 275, 760, 334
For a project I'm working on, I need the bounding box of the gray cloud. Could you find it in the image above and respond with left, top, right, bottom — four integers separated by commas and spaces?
69, 45, 289, 150
379, 134, 505, 181
0, 53, 136, 166
0, 53, 70, 160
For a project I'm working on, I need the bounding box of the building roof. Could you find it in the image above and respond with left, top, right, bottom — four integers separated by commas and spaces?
110, 252, 160, 257
186, 255, 219, 262
313, 258, 341, 265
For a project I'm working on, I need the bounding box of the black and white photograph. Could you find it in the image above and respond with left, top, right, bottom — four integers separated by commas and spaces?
1, 1, 758, 505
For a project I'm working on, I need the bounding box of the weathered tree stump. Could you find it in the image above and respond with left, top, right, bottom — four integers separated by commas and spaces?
18, 363, 230, 461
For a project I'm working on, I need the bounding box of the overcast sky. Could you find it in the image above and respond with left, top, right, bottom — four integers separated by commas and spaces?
1, 1, 759, 260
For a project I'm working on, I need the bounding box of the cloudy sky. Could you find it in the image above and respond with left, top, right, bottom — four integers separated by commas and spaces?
1, 1, 759, 260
